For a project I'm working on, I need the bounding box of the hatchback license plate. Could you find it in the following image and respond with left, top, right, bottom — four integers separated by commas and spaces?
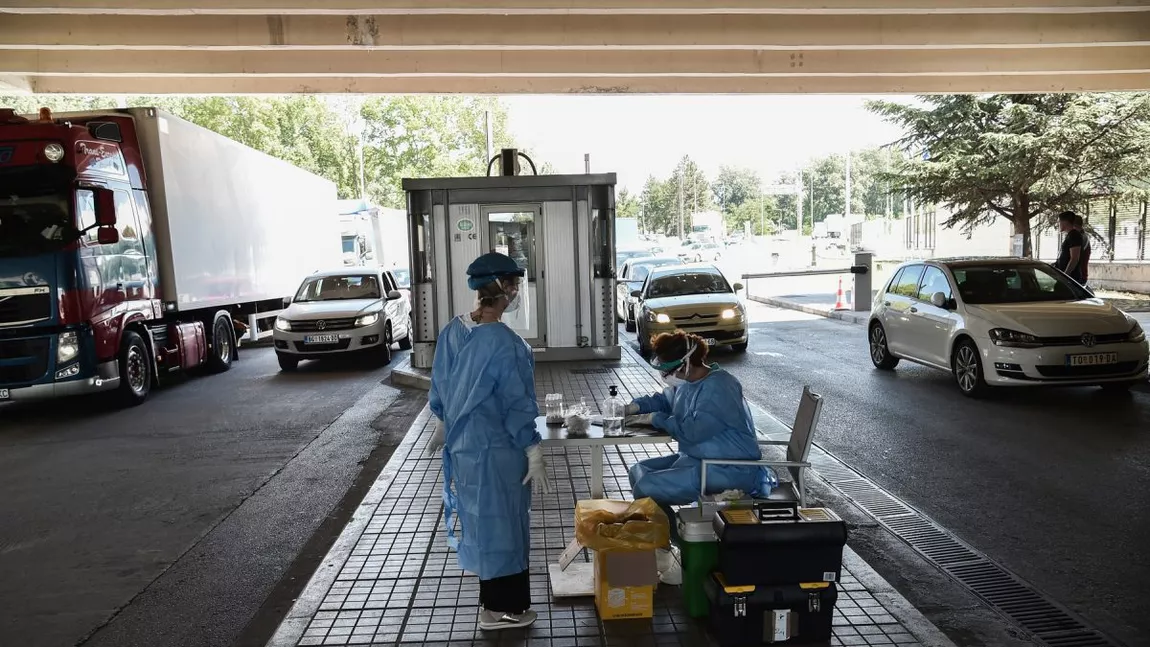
0, 388, 9, 400
304, 334, 340, 345
1067, 352, 1118, 367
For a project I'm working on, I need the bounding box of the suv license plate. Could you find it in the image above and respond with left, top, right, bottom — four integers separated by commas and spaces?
1067, 352, 1118, 367
704, 338, 718, 346
304, 334, 340, 345
0, 389, 9, 400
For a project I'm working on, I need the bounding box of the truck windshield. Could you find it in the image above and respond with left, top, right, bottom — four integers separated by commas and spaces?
0, 166, 78, 257
341, 238, 356, 254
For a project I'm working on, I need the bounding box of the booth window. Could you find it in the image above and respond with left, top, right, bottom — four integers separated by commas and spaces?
591, 185, 616, 279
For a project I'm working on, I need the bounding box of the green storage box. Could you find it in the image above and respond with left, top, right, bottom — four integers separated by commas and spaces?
676, 505, 722, 618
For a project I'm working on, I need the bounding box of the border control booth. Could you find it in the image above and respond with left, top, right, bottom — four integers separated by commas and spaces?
403, 150, 620, 369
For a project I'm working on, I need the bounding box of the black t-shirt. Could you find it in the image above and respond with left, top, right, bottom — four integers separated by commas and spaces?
1057, 230, 1085, 281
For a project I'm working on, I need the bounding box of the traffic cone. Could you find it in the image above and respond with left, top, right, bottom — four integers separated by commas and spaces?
834, 277, 846, 310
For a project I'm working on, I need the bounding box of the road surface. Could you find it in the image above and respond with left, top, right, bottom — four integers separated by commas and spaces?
625, 303, 1150, 646
0, 347, 417, 647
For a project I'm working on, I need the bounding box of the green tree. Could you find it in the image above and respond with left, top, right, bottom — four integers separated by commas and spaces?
639, 175, 676, 236
360, 96, 515, 208
867, 93, 1150, 257
729, 195, 779, 236
617, 188, 640, 221
670, 155, 712, 237
712, 166, 761, 216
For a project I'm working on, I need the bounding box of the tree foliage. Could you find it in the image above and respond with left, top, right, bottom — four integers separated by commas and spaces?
867, 93, 1150, 256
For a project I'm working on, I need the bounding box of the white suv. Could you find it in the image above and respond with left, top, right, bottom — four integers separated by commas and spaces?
273, 269, 412, 371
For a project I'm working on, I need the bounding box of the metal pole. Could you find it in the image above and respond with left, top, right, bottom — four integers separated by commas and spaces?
853, 251, 873, 312
357, 134, 366, 201
796, 168, 803, 236
845, 151, 852, 220
678, 173, 684, 240
759, 183, 764, 236
484, 110, 493, 163
584, 153, 591, 173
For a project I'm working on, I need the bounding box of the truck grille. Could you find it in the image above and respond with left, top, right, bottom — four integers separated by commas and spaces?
0, 338, 50, 384
290, 318, 357, 332
0, 292, 51, 326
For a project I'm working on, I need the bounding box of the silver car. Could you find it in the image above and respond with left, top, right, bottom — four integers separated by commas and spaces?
273, 269, 412, 371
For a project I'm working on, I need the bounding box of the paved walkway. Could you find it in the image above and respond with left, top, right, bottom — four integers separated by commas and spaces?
267, 349, 954, 647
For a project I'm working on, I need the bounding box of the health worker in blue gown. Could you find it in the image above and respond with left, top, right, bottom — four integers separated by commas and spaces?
425, 252, 551, 632
626, 330, 768, 547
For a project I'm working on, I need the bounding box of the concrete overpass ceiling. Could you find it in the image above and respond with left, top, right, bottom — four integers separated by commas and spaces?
1, 1, 1147, 94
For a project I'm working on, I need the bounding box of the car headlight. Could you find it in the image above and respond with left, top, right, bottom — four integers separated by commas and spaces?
988, 328, 1041, 348
57, 331, 79, 363
721, 308, 736, 320
646, 310, 671, 324
1128, 321, 1145, 343
355, 312, 381, 327
274, 317, 291, 332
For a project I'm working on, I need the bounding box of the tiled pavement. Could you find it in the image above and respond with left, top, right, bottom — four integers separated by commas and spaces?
268, 351, 947, 647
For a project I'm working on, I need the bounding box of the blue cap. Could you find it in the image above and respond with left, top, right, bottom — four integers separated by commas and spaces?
466, 252, 525, 290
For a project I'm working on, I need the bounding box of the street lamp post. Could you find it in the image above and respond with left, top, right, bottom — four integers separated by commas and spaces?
348, 118, 367, 201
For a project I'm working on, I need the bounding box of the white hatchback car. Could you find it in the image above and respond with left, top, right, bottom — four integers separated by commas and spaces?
868, 258, 1148, 397
273, 269, 412, 372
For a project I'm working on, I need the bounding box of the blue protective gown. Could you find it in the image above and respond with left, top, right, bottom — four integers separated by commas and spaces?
429, 316, 541, 581
629, 368, 765, 505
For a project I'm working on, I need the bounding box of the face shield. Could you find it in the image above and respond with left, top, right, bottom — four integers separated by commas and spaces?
499, 276, 532, 333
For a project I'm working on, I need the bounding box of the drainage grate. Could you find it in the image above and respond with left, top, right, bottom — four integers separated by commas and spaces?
813, 452, 1126, 647
569, 368, 613, 375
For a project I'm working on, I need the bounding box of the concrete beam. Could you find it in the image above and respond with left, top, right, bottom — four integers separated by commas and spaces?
0, 75, 32, 92
1, 0, 1145, 15
6, 47, 1149, 76
24, 71, 1150, 94
2, 13, 1146, 49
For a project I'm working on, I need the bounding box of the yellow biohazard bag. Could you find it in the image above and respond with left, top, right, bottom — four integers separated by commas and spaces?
574, 498, 671, 552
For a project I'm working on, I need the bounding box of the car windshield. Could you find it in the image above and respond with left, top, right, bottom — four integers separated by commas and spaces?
647, 271, 732, 298
953, 264, 1090, 304
295, 275, 381, 302
616, 250, 651, 269
0, 166, 78, 258
629, 259, 680, 282
392, 269, 411, 289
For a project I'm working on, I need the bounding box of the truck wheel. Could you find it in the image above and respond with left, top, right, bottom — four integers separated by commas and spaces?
116, 331, 152, 407
398, 315, 414, 351
206, 313, 235, 374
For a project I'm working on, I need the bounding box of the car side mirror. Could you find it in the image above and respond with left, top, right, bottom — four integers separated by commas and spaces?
387, 289, 402, 301
94, 188, 117, 227
96, 227, 119, 245
733, 282, 745, 291
630, 290, 642, 298
931, 292, 948, 308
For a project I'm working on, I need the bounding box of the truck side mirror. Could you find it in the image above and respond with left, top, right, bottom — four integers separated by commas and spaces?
94, 188, 117, 227
97, 227, 119, 245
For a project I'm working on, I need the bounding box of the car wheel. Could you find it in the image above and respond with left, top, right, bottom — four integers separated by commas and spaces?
638, 326, 653, 358
868, 322, 899, 370
277, 353, 299, 372
625, 306, 637, 333
952, 338, 988, 398
732, 342, 749, 353
398, 315, 414, 350
116, 331, 152, 407
377, 324, 394, 366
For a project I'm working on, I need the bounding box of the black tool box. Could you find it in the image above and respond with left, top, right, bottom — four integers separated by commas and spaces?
712, 507, 848, 586
705, 573, 837, 645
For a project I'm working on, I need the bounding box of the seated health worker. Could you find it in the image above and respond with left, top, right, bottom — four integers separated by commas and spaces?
425, 252, 552, 631
626, 331, 766, 582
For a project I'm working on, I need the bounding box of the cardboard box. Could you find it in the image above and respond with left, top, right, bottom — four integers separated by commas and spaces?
593, 549, 659, 620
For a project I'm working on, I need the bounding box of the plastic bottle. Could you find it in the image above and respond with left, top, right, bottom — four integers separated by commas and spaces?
602, 386, 625, 437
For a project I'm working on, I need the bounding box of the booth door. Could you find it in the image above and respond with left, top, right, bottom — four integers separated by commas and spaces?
481, 205, 545, 347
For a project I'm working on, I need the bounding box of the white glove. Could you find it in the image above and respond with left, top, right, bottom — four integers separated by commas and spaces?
625, 403, 640, 415
522, 444, 553, 495
425, 418, 445, 458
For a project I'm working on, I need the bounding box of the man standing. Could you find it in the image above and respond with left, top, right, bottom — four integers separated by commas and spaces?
1055, 211, 1086, 285
1073, 214, 1091, 288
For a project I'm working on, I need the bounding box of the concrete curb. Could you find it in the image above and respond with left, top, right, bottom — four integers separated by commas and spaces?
748, 295, 870, 325
389, 357, 431, 391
